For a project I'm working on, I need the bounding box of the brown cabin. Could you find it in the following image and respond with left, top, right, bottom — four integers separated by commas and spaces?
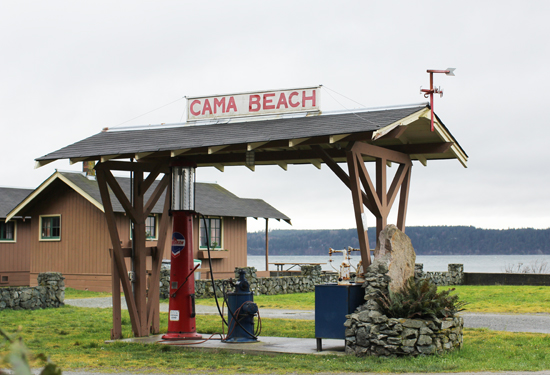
1, 171, 289, 291
0, 187, 33, 286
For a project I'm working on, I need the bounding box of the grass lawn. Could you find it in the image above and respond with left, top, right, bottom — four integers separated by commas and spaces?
2, 285, 550, 373
1, 306, 550, 373
194, 285, 550, 313
64, 287, 112, 299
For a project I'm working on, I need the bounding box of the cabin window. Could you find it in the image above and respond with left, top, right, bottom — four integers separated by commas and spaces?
40, 215, 61, 241
0, 221, 15, 242
199, 217, 222, 249
130, 215, 158, 240
145, 215, 157, 240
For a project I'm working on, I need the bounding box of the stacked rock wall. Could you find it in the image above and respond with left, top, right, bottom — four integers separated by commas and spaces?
0, 272, 65, 310
415, 263, 464, 286
345, 259, 463, 357
159, 265, 338, 299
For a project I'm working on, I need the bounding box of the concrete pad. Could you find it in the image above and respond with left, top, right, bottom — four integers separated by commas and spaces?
106, 334, 345, 356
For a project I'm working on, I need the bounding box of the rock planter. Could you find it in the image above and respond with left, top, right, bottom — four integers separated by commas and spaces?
344, 254, 464, 357
344, 313, 464, 356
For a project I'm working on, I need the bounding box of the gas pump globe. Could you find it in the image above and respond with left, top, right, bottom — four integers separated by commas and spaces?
162, 162, 202, 340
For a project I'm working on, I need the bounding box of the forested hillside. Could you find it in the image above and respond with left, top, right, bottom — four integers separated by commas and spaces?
247, 226, 550, 255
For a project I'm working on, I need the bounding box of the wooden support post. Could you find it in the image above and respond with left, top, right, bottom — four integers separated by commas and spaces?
110, 248, 122, 340
346, 148, 371, 268
97, 169, 141, 337
147, 182, 172, 332
265, 218, 269, 271
397, 166, 412, 232
376, 158, 387, 240
132, 171, 148, 336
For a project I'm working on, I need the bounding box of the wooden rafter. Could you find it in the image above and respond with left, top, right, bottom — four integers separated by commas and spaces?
311, 145, 376, 214
342, 141, 412, 264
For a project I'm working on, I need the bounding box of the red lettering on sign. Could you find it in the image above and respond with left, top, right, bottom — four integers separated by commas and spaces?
202, 99, 212, 115
213, 97, 225, 114
276, 93, 288, 109
226, 96, 237, 112
249, 95, 261, 112
288, 92, 300, 108
302, 90, 316, 107
263, 93, 275, 110
190, 100, 201, 116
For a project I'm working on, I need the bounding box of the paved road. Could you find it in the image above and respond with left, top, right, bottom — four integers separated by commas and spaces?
65, 297, 550, 334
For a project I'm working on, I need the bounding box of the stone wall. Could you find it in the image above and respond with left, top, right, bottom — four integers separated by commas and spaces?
159, 265, 338, 299
344, 258, 463, 357
415, 263, 464, 286
0, 272, 65, 310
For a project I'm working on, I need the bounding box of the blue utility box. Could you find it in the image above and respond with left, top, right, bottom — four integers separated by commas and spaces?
315, 283, 365, 351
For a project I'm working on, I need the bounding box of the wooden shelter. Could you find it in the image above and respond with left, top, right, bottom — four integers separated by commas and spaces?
33, 102, 467, 337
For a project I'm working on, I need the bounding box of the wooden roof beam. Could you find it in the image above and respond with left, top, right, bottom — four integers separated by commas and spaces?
171, 149, 191, 157
208, 145, 229, 154
69, 157, 89, 165
413, 155, 428, 166
135, 152, 154, 160
384, 142, 453, 155
277, 162, 288, 171
310, 160, 321, 169
375, 126, 408, 141
329, 134, 350, 143
247, 142, 268, 151
34, 159, 54, 169
289, 138, 310, 147
100, 154, 120, 163
213, 164, 224, 172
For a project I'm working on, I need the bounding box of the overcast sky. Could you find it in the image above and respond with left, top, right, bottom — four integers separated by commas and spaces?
1, 1, 549, 232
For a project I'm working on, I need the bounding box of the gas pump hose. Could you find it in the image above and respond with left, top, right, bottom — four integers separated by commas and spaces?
199, 214, 259, 340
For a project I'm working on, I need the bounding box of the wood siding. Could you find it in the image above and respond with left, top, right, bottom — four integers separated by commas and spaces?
0, 219, 31, 286
20, 180, 250, 290
27, 182, 130, 290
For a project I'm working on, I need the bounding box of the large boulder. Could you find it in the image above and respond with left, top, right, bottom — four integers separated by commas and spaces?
374, 224, 416, 293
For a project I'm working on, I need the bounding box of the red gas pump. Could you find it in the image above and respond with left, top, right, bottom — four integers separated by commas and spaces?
162, 162, 202, 341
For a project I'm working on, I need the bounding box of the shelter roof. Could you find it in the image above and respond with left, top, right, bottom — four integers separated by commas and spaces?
35, 103, 468, 169
0, 187, 33, 219
6, 172, 290, 223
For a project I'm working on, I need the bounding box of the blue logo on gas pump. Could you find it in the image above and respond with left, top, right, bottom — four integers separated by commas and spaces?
171, 232, 185, 258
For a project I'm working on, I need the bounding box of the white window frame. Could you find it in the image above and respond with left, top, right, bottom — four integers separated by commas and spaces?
0, 220, 16, 243
39, 214, 61, 242
199, 217, 223, 249
130, 214, 159, 241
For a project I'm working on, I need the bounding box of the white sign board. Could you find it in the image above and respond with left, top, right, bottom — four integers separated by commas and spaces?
187, 86, 320, 121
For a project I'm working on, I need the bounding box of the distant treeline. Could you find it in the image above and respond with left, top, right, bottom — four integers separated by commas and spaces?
247, 226, 550, 256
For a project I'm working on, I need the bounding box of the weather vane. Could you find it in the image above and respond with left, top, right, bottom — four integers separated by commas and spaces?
420, 68, 455, 131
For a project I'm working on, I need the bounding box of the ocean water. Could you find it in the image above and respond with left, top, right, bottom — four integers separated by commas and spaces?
248, 254, 550, 273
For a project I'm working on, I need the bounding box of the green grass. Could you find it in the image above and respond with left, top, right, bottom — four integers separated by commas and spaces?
439, 285, 550, 313
1, 305, 550, 373
64, 287, 112, 299
68, 284, 550, 313
196, 292, 315, 310
195, 285, 550, 313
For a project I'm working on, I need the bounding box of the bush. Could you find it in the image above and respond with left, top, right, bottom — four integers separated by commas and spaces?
376, 277, 467, 320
